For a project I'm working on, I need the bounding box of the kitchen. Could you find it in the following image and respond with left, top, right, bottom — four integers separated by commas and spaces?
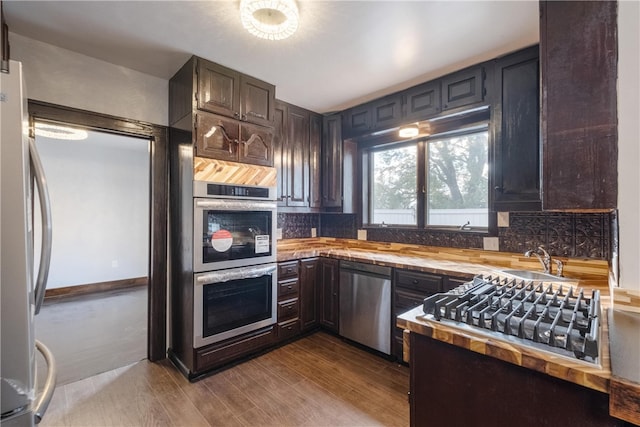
1, 1, 638, 426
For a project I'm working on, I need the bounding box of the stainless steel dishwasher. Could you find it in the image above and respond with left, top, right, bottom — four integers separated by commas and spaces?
339, 260, 392, 355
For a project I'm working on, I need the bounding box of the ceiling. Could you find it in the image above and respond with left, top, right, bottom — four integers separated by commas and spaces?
3, 1, 539, 114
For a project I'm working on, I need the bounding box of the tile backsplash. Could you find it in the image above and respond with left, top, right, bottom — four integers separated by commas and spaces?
278, 211, 615, 261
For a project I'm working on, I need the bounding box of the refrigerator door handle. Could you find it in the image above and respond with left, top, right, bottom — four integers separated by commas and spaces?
33, 340, 57, 424
29, 138, 52, 315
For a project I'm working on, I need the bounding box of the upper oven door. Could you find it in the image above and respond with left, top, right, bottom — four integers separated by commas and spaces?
193, 198, 277, 272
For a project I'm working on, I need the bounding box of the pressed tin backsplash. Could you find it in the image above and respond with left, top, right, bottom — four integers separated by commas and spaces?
278, 211, 615, 261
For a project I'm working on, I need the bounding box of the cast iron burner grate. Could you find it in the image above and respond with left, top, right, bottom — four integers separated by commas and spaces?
423, 275, 600, 362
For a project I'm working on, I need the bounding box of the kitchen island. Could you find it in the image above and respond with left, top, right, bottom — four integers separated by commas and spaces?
278, 237, 637, 425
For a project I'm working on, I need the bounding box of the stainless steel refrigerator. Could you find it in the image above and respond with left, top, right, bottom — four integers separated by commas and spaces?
1, 60, 57, 426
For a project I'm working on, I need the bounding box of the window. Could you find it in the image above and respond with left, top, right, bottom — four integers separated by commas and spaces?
427, 129, 488, 227
363, 108, 490, 230
370, 145, 417, 225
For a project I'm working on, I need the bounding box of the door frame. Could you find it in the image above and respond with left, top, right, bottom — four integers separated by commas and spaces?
28, 100, 168, 362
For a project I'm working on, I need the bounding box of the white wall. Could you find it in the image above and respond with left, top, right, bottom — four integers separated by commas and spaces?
617, 1, 640, 291
34, 129, 150, 288
8, 32, 168, 126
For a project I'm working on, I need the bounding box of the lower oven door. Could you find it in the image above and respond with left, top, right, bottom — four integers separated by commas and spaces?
194, 263, 277, 348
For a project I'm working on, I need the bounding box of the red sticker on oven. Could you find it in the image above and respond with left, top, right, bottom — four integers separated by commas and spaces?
211, 229, 233, 252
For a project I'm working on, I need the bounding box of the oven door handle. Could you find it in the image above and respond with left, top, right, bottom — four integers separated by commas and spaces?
194, 199, 277, 211
195, 264, 277, 285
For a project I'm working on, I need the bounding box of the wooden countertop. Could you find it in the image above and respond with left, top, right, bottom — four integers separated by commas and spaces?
277, 237, 614, 394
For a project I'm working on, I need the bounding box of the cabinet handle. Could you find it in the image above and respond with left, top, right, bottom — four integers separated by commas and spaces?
412, 279, 419, 285
287, 285, 293, 290
494, 186, 503, 193
287, 306, 292, 310
287, 326, 292, 330
287, 268, 292, 273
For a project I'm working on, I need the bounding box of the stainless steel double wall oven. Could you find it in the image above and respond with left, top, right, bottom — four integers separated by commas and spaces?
192, 181, 277, 348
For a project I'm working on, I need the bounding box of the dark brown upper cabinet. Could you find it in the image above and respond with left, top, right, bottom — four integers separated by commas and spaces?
371, 94, 403, 130
274, 100, 322, 209
404, 80, 442, 122
195, 111, 273, 166
322, 113, 343, 208
491, 45, 542, 212
540, 1, 617, 211
441, 65, 485, 111
169, 56, 275, 167
342, 104, 372, 139
309, 113, 323, 208
197, 58, 275, 127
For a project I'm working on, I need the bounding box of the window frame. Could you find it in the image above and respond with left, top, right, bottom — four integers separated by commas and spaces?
360, 106, 492, 233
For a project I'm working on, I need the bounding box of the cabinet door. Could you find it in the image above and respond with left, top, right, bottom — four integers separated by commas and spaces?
319, 258, 339, 332
342, 105, 371, 138
441, 66, 485, 111
239, 123, 273, 167
309, 113, 323, 208
239, 74, 275, 127
197, 59, 240, 119
371, 95, 403, 130
492, 46, 542, 212
540, 1, 617, 210
300, 258, 319, 331
195, 113, 239, 161
287, 105, 310, 207
322, 114, 343, 208
274, 102, 288, 206
404, 81, 442, 121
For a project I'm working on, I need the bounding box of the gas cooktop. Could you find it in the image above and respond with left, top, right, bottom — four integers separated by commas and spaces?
423, 275, 601, 363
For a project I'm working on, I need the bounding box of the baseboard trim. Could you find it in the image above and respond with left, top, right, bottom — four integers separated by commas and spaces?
45, 277, 147, 300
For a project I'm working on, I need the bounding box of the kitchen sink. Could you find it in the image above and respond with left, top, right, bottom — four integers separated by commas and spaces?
499, 269, 573, 282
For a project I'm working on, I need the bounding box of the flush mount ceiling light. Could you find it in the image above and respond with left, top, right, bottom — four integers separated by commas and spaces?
240, 0, 299, 41
398, 124, 419, 138
34, 122, 88, 141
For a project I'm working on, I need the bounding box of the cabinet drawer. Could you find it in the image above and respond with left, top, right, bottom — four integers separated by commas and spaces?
277, 297, 299, 321
278, 261, 299, 279
194, 326, 275, 372
276, 318, 301, 341
395, 289, 429, 314
395, 270, 443, 294
278, 278, 299, 299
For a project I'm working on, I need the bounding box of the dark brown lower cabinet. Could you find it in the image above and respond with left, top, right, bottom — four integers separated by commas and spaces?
318, 258, 339, 332
299, 258, 320, 331
409, 333, 625, 427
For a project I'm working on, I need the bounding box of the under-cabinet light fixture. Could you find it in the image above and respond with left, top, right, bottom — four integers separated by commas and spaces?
398, 124, 419, 138
34, 122, 88, 141
240, 0, 299, 41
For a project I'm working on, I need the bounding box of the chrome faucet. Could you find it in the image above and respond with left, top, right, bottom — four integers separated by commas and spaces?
524, 246, 551, 274
524, 246, 565, 277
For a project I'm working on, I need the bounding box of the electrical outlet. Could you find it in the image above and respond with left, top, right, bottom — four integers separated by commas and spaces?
311, 227, 317, 238
483, 237, 499, 251
276, 228, 283, 240
357, 229, 367, 240
497, 212, 510, 227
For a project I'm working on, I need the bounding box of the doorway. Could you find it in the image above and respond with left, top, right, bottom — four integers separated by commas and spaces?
28, 100, 168, 369
33, 126, 150, 384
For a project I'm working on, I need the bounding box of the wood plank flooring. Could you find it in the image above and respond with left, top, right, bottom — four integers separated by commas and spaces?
40, 332, 410, 427
35, 286, 147, 385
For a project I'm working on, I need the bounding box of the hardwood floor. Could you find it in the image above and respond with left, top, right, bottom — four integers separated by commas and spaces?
40, 332, 410, 427
36, 286, 147, 385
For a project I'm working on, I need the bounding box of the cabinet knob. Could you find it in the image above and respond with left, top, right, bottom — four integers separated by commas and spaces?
287, 306, 292, 310
412, 279, 419, 285
287, 285, 293, 290
233, 112, 240, 119
242, 114, 247, 121
287, 326, 293, 330
287, 268, 292, 273
495, 186, 503, 192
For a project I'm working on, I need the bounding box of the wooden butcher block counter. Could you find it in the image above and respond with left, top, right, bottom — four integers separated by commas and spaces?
278, 238, 614, 392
